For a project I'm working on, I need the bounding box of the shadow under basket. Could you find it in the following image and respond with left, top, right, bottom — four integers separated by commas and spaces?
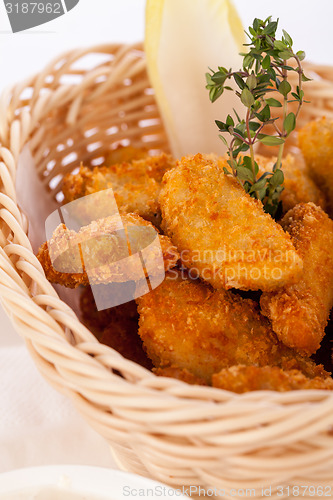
1, 43, 333, 498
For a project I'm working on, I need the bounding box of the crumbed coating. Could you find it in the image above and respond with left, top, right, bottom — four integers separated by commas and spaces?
37, 213, 179, 288
212, 365, 333, 393
254, 153, 326, 214
159, 153, 303, 292
62, 154, 176, 228
262, 203, 333, 353
298, 117, 333, 216
136, 270, 324, 383
260, 202, 333, 355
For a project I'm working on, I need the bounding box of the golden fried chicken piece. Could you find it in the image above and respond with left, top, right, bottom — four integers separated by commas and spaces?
255, 154, 326, 214
137, 270, 323, 383
260, 203, 333, 355
80, 286, 152, 369
62, 154, 175, 228
298, 117, 333, 216
212, 365, 333, 393
159, 154, 303, 292
37, 213, 179, 289
154, 366, 206, 385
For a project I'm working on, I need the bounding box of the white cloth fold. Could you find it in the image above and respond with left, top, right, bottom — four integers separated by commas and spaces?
0, 318, 116, 473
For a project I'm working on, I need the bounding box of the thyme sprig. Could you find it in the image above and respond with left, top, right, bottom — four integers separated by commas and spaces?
206, 16, 310, 217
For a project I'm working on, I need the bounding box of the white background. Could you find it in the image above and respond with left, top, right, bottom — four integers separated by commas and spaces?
0, 0, 332, 472
0, 0, 332, 90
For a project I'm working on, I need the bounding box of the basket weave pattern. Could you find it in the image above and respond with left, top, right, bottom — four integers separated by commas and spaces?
1, 44, 333, 497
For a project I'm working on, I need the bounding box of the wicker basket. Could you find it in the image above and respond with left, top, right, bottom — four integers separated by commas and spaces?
1, 43, 333, 499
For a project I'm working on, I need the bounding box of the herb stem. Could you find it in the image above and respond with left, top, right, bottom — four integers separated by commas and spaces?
233, 131, 250, 144
276, 142, 285, 172
272, 121, 282, 136
246, 107, 258, 197
294, 54, 303, 120
275, 63, 288, 170
253, 123, 265, 143
228, 144, 244, 188
271, 63, 284, 77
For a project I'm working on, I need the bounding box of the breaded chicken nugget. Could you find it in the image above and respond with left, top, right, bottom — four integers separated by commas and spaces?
260, 203, 333, 355
137, 270, 322, 383
62, 154, 175, 228
298, 117, 333, 216
80, 286, 152, 369
159, 154, 302, 292
37, 213, 179, 288
255, 154, 326, 214
212, 365, 333, 393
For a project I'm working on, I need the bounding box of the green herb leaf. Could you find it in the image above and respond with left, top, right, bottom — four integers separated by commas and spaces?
262, 55, 271, 69
274, 40, 286, 51
296, 50, 306, 61
236, 166, 255, 182
209, 86, 224, 103
215, 120, 227, 131
226, 114, 235, 127
218, 135, 228, 146
241, 87, 255, 107
282, 29, 293, 46
278, 80, 292, 96
250, 177, 268, 192
247, 74, 257, 90
263, 21, 278, 35
301, 73, 312, 82
234, 73, 246, 90
284, 112, 296, 135
291, 92, 300, 101
233, 108, 241, 122
249, 121, 261, 131
243, 54, 254, 69
242, 156, 254, 171
253, 18, 260, 31
269, 169, 284, 187
205, 72, 214, 85
261, 104, 271, 122
211, 72, 228, 85
265, 98, 282, 107
259, 136, 285, 146
267, 67, 277, 83
278, 50, 292, 60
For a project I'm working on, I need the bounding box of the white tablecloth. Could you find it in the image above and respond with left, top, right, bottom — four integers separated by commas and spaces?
0, 306, 117, 473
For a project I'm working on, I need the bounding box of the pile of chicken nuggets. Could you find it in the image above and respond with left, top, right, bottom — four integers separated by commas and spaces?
37, 118, 333, 393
